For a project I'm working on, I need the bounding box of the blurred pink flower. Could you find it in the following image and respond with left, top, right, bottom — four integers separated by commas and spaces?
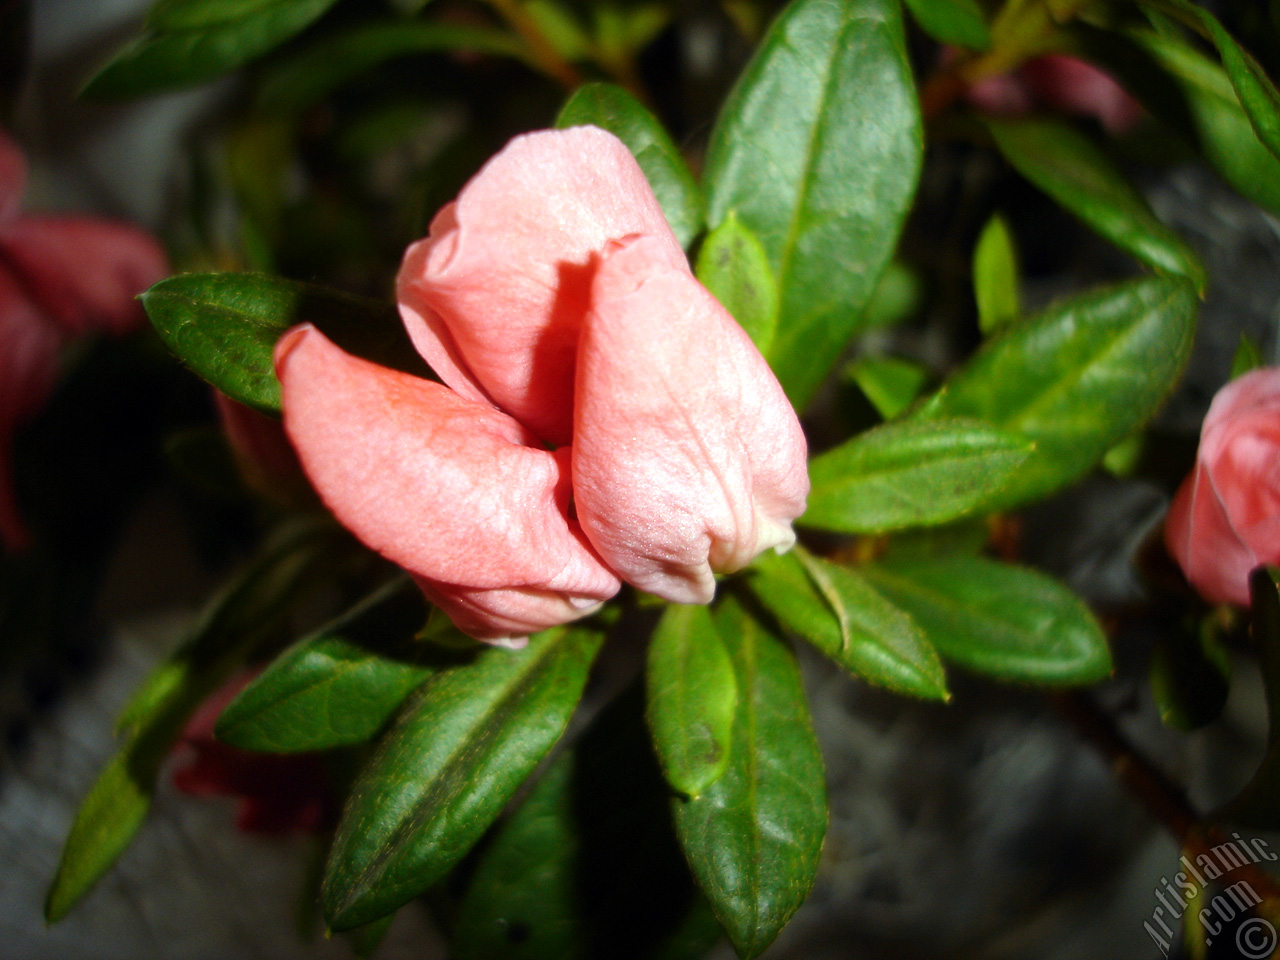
967, 54, 1143, 135
276, 127, 809, 643
172, 672, 335, 834
1165, 368, 1280, 606
0, 130, 168, 551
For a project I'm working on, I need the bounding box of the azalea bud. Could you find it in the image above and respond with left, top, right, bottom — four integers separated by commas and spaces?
1165, 368, 1280, 606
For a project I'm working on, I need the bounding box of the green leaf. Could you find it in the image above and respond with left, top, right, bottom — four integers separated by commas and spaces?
256, 21, 525, 113
1232, 332, 1266, 379
215, 579, 439, 752
860, 260, 923, 330
973, 213, 1019, 333
84, 0, 342, 99
672, 594, 826, 959
694, 212, 779, 354
749, 550, 947, 700
845, 354, 931, 420
321, 622, 605, 930
1140, 0, 1280, 164
861, 556, 1112, 685
985, 117, 1205, 291
804, 417, 1034, 534
1220, 567, 1280, 826
557, 83, 704, 249
901, 0, 989, 50
917, 275, 1198, 508
703, 0, 923, 411
646, 604, 738, 798
453, 684, 720, 960
46, 521, 335, 922
142, 273, 426, 415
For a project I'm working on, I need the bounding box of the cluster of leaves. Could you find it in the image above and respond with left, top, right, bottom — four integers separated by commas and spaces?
40, 0, 1280, 956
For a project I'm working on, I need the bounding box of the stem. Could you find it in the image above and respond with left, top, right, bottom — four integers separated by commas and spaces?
1054, 692, 1280, 902
482, 0, 582, 90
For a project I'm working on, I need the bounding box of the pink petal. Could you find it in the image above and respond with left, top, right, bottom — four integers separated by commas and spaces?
275, 324, 619, 642
397, 126, 681, 446
572, 235, 809, 604
0, 215, 167, 336
0, 129, 25, 224
1021, 56, 1144, 135
213, 391, 308, 505
1165, 463, 1257, 606
0, 268, 62, 552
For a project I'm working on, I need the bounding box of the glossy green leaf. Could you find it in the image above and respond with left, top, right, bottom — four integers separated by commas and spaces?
861, 556, 1111, 684
646, 604, 737, 798
694, 212, 779, 354
749, 550, 947, 700
1141, 0, 1280, 163
902, 0, 989, 50
804, 418, 1033, 534
917, 275, 1198, 508
846, 354, 930, 420
256, 21, 525, 113
973, 213, 1019, 333
454, 685, 720, 960
216, 579, 437, 752
1220, 567, 1280, 826
84, 0, 341, 99
703, 0, 922, 411
46, 521, 335, 922
142, 273, 425, 415
673, 594, 826, 959
985, 117, 1205, 291
557, 83, 704, 249
321, 622, 605, 930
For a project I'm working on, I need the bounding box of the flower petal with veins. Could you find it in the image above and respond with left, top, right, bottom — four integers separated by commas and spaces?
275, 324, 620, 641
573, 234, 809, 604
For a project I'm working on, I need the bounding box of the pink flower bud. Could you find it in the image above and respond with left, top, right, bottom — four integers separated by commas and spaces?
1165, 368, 1280, 606
277, 127, 809, 641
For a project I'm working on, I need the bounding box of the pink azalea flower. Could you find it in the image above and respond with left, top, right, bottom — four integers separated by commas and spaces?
967, 54, 1144, 135
0, 129, 168, 551
1165, 368, 1280, 606
275, 127, 809, 643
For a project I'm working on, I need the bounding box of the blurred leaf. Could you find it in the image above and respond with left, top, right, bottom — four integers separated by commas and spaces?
1150, 616, 1230, 731
142, 273, 425, 415
453, 685, 720, 960
321, 622, 605, 930
1140, 0, 1280, 163
860, 260, 922, 330
881, 518, 991, 560
749, 550, 947, 700
862, 556, 1112, 685
46, 521, 336, 922
84, 0, 342, 99
673, 594, 826, 959
917, 275, 1198, 508
694, 212, 778, 354
902, 0, 989, 50
646, 604, 737, 798
1232, 332, 1266, 378
256, 21, 524, 113
526, 0, 593, 60
973, 213, 1019, 334
846, 355, 931, 420
804, 418, 1033, 533
703, 0, 922, 411
1092, 27, 1280, 219
216, 579, 438, 752
557, 83, 704, 248
985, 117, 1205, 291
1221, 567, 1280, 826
